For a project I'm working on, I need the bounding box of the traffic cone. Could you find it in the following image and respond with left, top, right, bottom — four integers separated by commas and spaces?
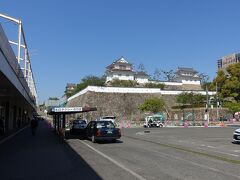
204, 122, 208, 128
220, 122, 225, 127
119, 121, 123, 129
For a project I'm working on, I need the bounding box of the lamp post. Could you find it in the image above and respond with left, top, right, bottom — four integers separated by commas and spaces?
216, 83, 219, 121
205, 85, 209, 124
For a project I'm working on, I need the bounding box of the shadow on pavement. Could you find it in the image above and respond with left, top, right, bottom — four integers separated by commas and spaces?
65, 131, 123, 144
0, 120, 103, 180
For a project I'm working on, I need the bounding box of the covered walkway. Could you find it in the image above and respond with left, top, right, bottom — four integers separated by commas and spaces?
0, 119, 102, 180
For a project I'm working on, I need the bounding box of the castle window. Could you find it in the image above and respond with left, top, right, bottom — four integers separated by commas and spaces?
119, 65, 126, 70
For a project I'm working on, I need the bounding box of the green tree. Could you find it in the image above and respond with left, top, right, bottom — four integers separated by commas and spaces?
69, 75, 105, 97
138, 97, 165, 114
144, 83, 165, 89
225, 102, 240, 118
176, 92, 206, 121
192, 93, 206, 107
110, 79, 137, 87
211, 63, 240, 103
176, 92, 205, 108
176, 92, 190, 106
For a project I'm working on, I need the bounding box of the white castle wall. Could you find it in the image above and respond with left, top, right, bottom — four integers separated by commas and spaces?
68, 86, 216, 102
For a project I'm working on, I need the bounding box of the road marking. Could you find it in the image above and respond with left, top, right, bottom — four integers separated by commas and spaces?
0, 126, 28, 145
209, 150, 239, 157
124, 135, 240, 164
199, 145, 239, 157
149, 148, 240, 179
136, 132, 145, 135
79, 140, 146, 180
182, 142, 238, 157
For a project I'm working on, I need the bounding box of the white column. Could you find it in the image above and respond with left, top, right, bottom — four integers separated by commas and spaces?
17, 22, 22, 64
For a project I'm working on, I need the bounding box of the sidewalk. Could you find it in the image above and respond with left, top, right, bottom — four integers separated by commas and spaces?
0, 120, 102, 180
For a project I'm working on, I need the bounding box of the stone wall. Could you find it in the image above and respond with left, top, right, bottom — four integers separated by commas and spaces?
66, 90, 229, 123
67, 91, 163, 121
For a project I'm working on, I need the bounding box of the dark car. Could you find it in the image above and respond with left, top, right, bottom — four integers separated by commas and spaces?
85, 120, 121, 143
70, 119, 87, 134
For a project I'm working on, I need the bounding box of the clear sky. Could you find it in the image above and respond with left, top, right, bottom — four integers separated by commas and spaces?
1, 0, 240, 103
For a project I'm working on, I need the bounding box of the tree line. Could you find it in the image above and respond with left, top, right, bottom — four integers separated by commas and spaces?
139, 63, 240, 117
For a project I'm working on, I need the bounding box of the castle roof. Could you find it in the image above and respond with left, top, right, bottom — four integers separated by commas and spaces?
106, 57, 132, 69
176, 67, 198, 74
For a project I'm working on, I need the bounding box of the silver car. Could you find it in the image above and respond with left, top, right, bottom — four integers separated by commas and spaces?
233, 128, 240, 143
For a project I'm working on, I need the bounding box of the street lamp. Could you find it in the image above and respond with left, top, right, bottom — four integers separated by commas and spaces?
216, 83, 219, 121
205, 85, 209, 124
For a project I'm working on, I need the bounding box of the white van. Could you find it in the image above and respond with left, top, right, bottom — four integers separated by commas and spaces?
100, 116, 116, 123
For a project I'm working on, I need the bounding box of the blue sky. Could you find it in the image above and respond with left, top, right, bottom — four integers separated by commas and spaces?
1, 0, 240, 103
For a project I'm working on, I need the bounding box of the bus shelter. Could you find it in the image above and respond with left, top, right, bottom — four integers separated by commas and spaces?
48, 107, 97, 138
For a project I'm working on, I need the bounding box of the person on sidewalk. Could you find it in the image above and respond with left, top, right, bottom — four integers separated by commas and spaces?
30, 118, 38, 136
0, 117, 5, 135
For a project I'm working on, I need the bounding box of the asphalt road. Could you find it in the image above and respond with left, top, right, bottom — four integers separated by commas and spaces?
0, 122, 239, 180
66, 127, 240, 180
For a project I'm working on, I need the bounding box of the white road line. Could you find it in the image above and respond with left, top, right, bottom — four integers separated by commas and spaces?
198, 146, 239, 157
79, 140, 146, 180
176, 140, 239, 157
150, 149, 240, 179
136, 132, 144, 135
0, 126, 28, 145
198, 145, 239, 157
176, 142, 239, 157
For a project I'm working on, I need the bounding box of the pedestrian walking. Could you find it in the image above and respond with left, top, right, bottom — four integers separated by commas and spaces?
0, 117, 5, 135
30, 118, 38, 136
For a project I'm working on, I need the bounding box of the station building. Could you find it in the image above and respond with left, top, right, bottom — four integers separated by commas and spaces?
0, 14, 37, 135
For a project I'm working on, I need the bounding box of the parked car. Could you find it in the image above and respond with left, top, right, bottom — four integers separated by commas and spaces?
70, 119, 87, 134
99, 116, 116, 123
233, 128, 240, 143
85, 120, 121, 143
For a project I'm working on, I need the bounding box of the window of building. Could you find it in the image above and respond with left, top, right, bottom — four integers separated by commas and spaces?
119, 65, 126, 70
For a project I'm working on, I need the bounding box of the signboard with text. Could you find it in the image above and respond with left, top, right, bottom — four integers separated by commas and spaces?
53, 107, 82, 112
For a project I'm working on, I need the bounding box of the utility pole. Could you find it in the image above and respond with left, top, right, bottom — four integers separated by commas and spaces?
205, 85, 209, 123
216, 83, 219, 121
